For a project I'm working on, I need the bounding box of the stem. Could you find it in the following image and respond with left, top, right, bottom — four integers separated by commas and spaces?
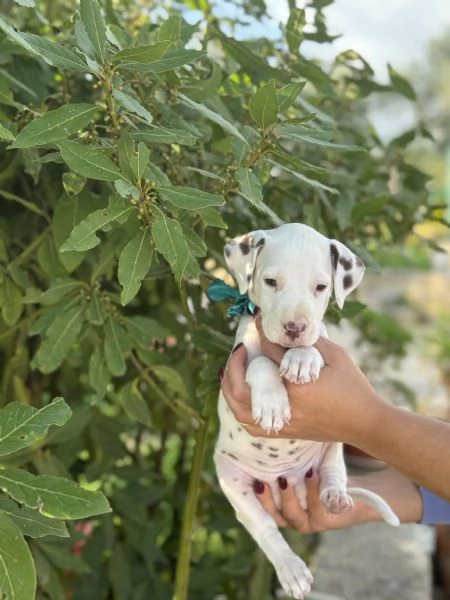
102, 67, 120, 131
173, 416, 210, 600
10, 227, 50, 268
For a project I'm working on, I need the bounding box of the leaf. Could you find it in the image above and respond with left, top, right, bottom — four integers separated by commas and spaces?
388, 64, 416, 100
58, 139, 124, 182
21, 33, 88, 71
249, 81, 279, 130
61, 195, 133, 252
197, 207, 227, 228
117, 132, 135, 183
130, 142, 150, 181
11, 104, 97, 149
104, 318, 129, 376
0, 276, 23, 326
235, 167, 283, 226
277, 81, 306, 112
24, 278, 82, 305
275, 123, 364, 151
158, 15, 182, 42
118, 229, 153, 305
14, 0, 35, 5
351, 196, 389, 222
150, 365, 187, 399
112, 41, 171, 66
286, 8, 306, 53
155, 185, 225, 210
268, 157, 339, 195
32, 306, 84, 373
151, 210, 190, 284
0, 468, 111, 519
0, 398, 71, 456
133, 127, 198, 146
124, 316, 167, 348
0, 123, 15, 141
80, 0, 107, 62
291, 57, 336, 96
119, 381, 152, 426
0, 511, 36, 600
0, 497, 68, 538
179, 93, 247, 142
183, 226, 207, 257
89, 348, 110, 398
0, 15, 45, 57
120, 49, 206, 73
113, 90, 153, 123
145, 162, 171, 185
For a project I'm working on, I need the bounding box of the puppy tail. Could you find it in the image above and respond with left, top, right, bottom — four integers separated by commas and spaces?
347, 486, 400, 527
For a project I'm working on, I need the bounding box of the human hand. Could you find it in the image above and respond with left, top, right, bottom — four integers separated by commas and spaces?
221, 315, 388, 444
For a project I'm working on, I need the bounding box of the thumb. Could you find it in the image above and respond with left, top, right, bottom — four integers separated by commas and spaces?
313, 336, 345, 366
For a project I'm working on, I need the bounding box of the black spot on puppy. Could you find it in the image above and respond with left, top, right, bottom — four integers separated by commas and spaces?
251, 442, 263, 450
229, 432, 233, 440
268, 446, 278, 452
288, 450, 296, 455
289, 440, 296, 445
339, 256, 353, 271
343, 274, 353, 290
330, 244, 339, 270
268, 453, 278, 458
239, 236, 252, 255
224, 247, 231, 258
228, 453, 238, 460
256, 460, 267, 466
255, 238, 265, 249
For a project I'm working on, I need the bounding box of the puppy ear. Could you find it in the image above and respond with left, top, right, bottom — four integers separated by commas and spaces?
224, 230, 266, 294
329, 241, 365, 309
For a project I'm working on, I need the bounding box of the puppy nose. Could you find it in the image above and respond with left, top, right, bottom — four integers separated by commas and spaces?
284, 320, 307, 339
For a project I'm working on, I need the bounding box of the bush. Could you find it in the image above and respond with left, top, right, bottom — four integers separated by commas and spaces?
0, 0, 442, 598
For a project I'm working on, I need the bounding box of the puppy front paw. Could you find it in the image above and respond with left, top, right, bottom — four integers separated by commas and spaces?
320, 487, 353, 514
279, 347, 324, 384
251, 384, 291, 433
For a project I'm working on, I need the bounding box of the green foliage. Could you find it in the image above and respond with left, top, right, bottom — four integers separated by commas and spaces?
0, 0, 442, 598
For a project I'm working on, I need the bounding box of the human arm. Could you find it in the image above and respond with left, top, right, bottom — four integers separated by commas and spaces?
221, 323, 450, 502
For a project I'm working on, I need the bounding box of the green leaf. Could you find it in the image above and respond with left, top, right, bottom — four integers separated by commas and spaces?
268, 156, 339, 195
275, 123, 365, 151
58, 139, 124, 182
61, 195, 133, 252
179, 93, 247, 142
286, 8, 306, 54
150, 365, 187, 399
113, 90, 153, 123
0, 398, 71, 456
21, 33, 88, 71
0, 468, 111, 519
130, 142, 150, 181
32, 306, 84, 373
0, 276, 23, 326
388, 64, 416, 100
0, 123, 15, 141
112, 41, 171, 67
123, 49, 205, 73
118, 229, 153, 305
183, 226, 207, 257
0, 511, 36, 600
158, 15, 182, 42
151, 210, 190, 284
11, 104, 97, 149
351, 196, 389, 221
291, 57, 335, 96
145, 162, 171, 186
117, 132, 135, 183
197, 207, 227, 228
0, 497, 68, 538
277, 81, 306, 112
124, 316, 167, 348
80, 0, 107, 62
24, 278, 82, 305
89, 346, 110, 398
133, 127, 198, 146
104, 318, 129, 376
119, 381, 151, 426
249, 81, 279, 130
155, 185, 225, 210
235, 167, 283, 226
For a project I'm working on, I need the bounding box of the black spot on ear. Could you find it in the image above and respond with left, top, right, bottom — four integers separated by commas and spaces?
339, 256, 353, 271
343, 274, 353, 289
247, 274, 252, 282
255, 237, 265, 248
224, 247, 231, 258
330, 244, 339, 270
239, 236, 252, 255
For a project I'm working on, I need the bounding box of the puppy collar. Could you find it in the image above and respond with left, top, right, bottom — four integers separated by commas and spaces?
207, 279, 257, 317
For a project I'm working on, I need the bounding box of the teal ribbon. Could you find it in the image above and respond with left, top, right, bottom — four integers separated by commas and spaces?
207, 279, 256, 317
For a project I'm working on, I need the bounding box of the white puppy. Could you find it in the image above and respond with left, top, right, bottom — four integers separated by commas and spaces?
214, 223, 399, 600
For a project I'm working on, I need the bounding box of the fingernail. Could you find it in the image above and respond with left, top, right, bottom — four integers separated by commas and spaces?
232, 342, 243, 354
218, 367, 225, 382
278, 476, 288, 491
306, 468, 313, 479
252, 306, 260, 318
253, 480, 264, 495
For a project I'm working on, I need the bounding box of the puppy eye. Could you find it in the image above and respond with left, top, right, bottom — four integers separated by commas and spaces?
316, 283, 327, 292
264, 278, 277, 288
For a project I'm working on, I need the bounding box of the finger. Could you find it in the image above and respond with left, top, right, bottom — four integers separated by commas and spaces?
254, 481, 288, 527
255, 316, 285, 365
221, 345, 251, 405
278, 479, 309, 532
313, 336, 345, 365
305, 469, 322, 510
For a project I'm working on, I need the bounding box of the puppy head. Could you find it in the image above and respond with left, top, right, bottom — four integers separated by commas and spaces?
224, 223, 365, 347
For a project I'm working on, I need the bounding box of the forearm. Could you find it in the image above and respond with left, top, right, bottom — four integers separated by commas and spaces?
350, 402, 450, 502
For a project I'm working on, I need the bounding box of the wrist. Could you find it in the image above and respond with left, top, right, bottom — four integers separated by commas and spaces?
345, 392, 391, 451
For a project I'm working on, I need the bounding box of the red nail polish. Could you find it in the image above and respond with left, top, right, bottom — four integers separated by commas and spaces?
232, 342, 243, 354
278, 476, 288, 490
253, 480, 264, 495
218, 367, 225, 382
252, 306, 260, 318
306, 468, 313, 479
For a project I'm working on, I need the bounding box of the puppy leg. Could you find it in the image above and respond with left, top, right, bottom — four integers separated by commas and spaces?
246, 356, 291, 433
279, 347, 324, 384
215, 455, 313, 599
318, 442, 353, 514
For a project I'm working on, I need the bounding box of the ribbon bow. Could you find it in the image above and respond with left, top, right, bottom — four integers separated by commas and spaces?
207, 279, 256, 317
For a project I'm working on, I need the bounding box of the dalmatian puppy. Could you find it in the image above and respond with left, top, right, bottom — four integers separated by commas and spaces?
214, 223, 399, 600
